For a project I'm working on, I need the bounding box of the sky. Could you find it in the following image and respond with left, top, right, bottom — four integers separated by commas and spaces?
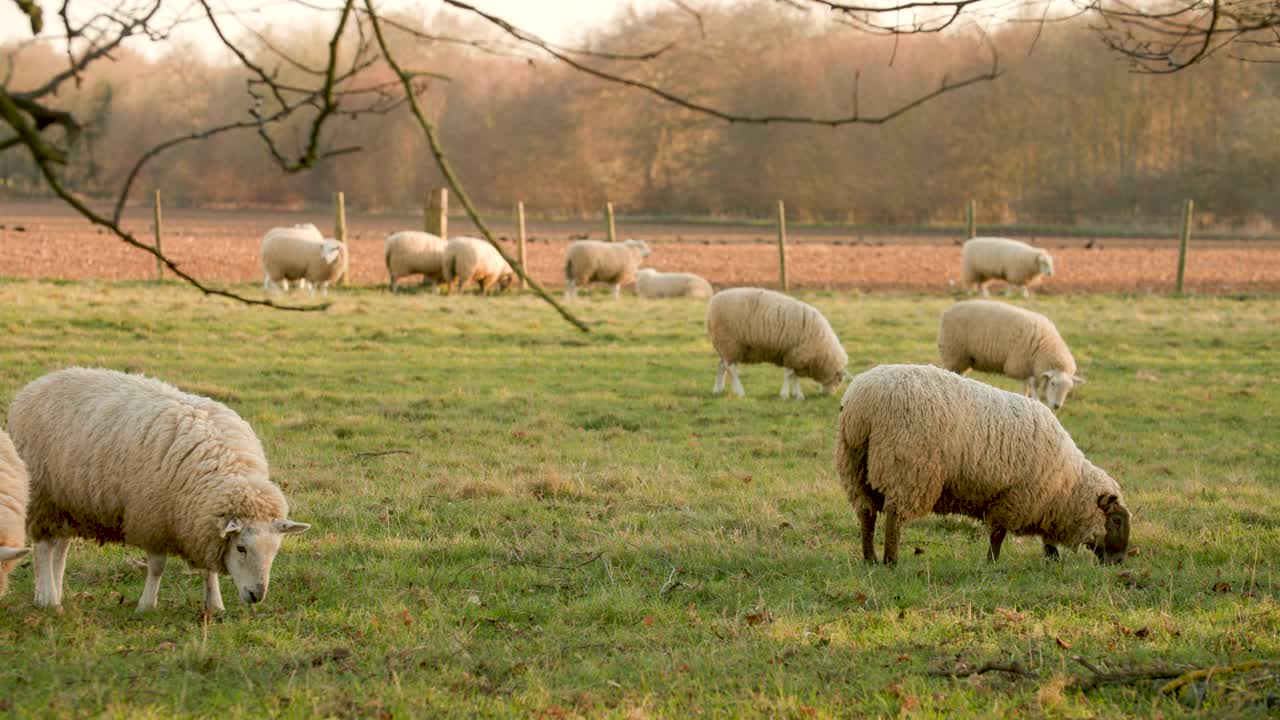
0, 0, 667, 51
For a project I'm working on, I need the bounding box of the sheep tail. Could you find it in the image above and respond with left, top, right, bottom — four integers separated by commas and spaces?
835, 409, 871, 510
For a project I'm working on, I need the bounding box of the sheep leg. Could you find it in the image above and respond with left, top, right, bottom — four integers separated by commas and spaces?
791, 372, 805, 400
389, 275, 399, 293
978, 281, 990, 298
1043, 543, 1060, 560
136, 553, 167, 612
882, 507, 900, 566
858, 507, 878, 563
779, 368, 793, 399
612, 283, 621, 300
34, 537, 71, 608
728, 363, 746, 397
564, 279, 577, 300
1020, 285, 1030, 299
713, 359, 727, 395
987, 527, 1007, 562
204, 571, 225, 612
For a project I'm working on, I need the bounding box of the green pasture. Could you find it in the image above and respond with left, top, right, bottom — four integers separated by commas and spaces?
0, 281, 1276, 718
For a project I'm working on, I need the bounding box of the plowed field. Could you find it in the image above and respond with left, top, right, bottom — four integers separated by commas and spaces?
3, 200, 1278, 293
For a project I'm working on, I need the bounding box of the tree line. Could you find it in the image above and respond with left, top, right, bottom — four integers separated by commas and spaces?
3, 1, 1276, 229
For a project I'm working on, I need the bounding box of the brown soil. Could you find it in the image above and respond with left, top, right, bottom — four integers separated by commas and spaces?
2, 200, 1278, 293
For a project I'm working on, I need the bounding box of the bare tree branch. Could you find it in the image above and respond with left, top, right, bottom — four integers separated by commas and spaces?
362, 0, 590, 333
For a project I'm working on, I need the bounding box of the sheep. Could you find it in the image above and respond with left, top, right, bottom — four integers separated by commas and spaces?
961, 237, 1054, 298
705, 287, 851, 400
442, 237, 515, 294
937, 300, 1084, 411
564, 239, 651, 299
835, 364, 1130, 566
635, 268, 713, 299
0, 430, 30, 598
261, 224, 347, 295
385, 230, 447, 292
8, 368, 310, 612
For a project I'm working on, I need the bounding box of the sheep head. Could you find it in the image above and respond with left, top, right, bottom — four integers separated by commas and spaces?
1037, 370, 1080, 411
221, 517, 309, 604
1037, 252, 1054, 278
1085, 493, 1130, 565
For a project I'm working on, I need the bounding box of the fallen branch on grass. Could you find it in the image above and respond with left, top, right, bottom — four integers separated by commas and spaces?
353, 449, 412, 458
928, 660, 1038, 679
1070, 655, 1185, 691
1159, 660, 1278, 695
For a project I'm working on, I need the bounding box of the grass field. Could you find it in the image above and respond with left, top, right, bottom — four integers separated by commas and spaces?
0, 281, 1276, 718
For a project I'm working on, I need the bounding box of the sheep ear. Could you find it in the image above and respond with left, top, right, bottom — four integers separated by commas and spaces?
841, 370, 854, 381
0, 547, 29, 561
274, 520, 311, 535
1040, 370, 1053, 380
1073, 375, 1086, 384
1097, 494, 1119, 512
221, 518, 244, 538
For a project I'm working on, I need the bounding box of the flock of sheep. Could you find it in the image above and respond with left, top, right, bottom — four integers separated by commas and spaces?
0, 232, 1129, 615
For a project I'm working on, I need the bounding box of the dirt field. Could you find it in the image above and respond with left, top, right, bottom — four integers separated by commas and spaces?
3, 200, 1279, 293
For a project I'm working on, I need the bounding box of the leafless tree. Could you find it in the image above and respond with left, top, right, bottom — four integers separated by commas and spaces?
1081, 0, 1280, 71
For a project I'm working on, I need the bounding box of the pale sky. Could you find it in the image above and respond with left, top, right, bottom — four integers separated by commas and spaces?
0, 0, 667, 52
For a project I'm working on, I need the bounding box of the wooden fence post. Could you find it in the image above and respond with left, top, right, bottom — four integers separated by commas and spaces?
1176, 198, 1194, 295
334, 191, 349, 287
516, 201, 527, 290
777, 200, 789, 292
966, 199, 976, 239
605, 201, 617, 243
424, 188, 448, 239
152, 190, 163, 280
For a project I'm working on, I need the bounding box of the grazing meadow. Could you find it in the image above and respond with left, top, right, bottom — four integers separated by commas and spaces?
0, 280, 1276, 717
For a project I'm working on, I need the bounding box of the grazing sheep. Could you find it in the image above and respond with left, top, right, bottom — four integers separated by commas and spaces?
706, 287, 851, 399
0, 431, 30, 598
9, 368, 310, 612
835, 364, 1129, 566
564, 239, 651, 299
385, 231, 447, 292
937, 300, 1084, 411
442, 237, 515, 294
635, 268, 713, 299
962, 237, 1054, 297
261, 225, 346, 295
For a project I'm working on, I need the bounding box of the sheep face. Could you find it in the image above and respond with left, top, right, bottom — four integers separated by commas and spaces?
819, 369, 854, 396
222, 518, 310, 604
623, 240, 652, 258
0, 546, 30, 596
1037, 370, 1083, 410
1037, 253, 1054, 278
1083, 493, 1130, 565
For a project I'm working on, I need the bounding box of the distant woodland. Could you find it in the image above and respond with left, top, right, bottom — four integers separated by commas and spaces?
3, 2, 1277, 228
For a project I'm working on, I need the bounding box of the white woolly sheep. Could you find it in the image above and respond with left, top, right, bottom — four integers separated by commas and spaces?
938, 300, 1084, 411
385, 230, 447, 292
635, 268, 713, 299
564, 239, 651, 299
836, 364, 1129, 566
706, 287, 851, 400
442, 237, 515, 294
0, 430, 30, 597
9, 368, 310, 612
962, 237, 1054, 297
261, 225, 347, 295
